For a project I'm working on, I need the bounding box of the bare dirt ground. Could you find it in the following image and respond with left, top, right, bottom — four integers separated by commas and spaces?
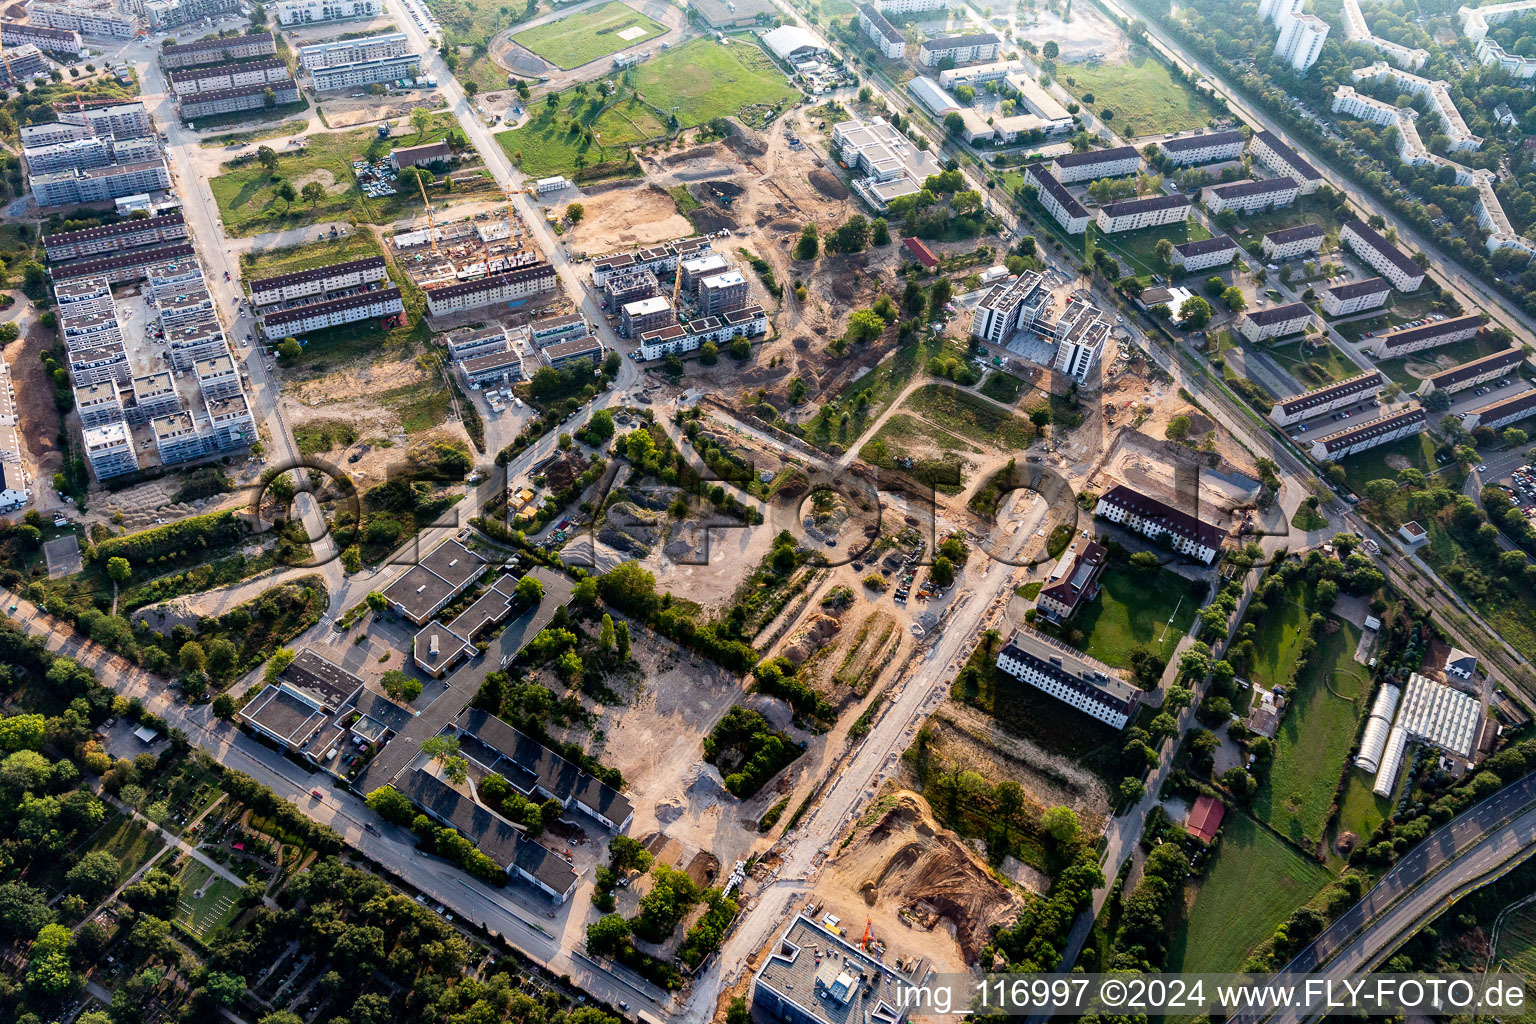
816, 789, 1024, 972
7, 320, 63, 489
560, 182, 693, 250
1099, 428, 1260, 515
320, 94, 446, 128
579, 629, 769, 864
1015, 5, 1130, 63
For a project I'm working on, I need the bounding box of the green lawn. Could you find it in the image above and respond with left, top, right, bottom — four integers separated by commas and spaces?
1290, 504, 1329, 531
1338, 431, 1441, 494
174, 860, 244, 938
513, 2, 665, 69
1269, 338, 1361, 388
200, 119, 310, 149
1237, 194, 1349, 245
1245, 579, 1312, 690
1059, 47, 1223, 137
631, 37, 798, 129
212, 112, 464, 237
1335, 766, 1393, 844
240, 231, 383, 285
1095, 218, 1210, 280
1168, 811, 1334, 971
901, 382, 1040, 450
1253, 619, 1372, 846
1067, 566, 1204, 668
859, 413, 980, 495
86, 812, 167, 883
497, 90, 658, 180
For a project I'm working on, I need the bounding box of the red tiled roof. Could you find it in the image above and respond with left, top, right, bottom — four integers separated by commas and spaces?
902, 236, 938, 269
1186, 794, 1226, 843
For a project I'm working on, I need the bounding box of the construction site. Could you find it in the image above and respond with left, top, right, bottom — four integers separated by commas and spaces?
388, 208, 541, 292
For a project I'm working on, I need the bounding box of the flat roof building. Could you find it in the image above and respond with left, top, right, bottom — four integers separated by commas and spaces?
997, 627, 1139, 728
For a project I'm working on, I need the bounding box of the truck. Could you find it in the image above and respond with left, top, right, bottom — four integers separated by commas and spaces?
377, 124, 390, 138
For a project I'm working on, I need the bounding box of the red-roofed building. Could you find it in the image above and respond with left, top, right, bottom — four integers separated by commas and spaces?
903, 236, 939, 269
1186, 794, 1226, 843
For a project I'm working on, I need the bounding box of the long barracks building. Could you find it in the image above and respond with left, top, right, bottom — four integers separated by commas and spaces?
423, 262, 557, 317
1309, 408, 1427, 461
1093, 484, 1225, 564
996, 627, 1140, 728
250, 256, 389, 306
1269, 370, 1385, 426
261, 288, 403, 335
43, 213, 188, 261
1417, 346, 1525, 396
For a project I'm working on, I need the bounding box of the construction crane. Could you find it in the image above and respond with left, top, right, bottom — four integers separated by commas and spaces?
861, 917, 871, 950
413, 168, 438, 254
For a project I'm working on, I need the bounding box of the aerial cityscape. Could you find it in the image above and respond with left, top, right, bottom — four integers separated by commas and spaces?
0, 0, 1532, 1019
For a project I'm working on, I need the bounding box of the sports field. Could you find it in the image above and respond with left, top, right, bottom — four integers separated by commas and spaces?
1168, 812, 1333, 972
513, 2, 666, 69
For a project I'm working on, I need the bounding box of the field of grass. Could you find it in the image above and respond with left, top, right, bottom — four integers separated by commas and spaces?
1094, 218, 1211, 280
632, 37, 798, 129
1066, 566, 1204, 668
1237, 195, 1349, 244
1494, 902, 1536, 982
1059, 48, 1222, 137
979, 370, 1024, 404
1290, 503, 1329, 531
1338, 431, 1442, 494
497, 90, 657, 180
212, 112, 463, 237
902, 382, 1039, 450
240, 231, 383, 284
798, 335, 950, 451
1269, 338, 1361, 388
513, 2, 666, 69
1168, 811, 1334, 971
1335, 766, 1392, 844
1246, 579, 1312, 690
86, 812, 167, 883
294, 418, 361, 454
174, 860, 244, 939
1253, 619, 1372, 846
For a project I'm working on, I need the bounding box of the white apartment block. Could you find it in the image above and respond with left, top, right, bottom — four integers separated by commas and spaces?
1320, 277, 1390, 316
460, 349, 525, 388
24, 135, 158, 175
1462, 389, 1536, 431
1467, 168, 1536, 255
1171, 235, 1240, 272
1050, 145, 1139, 184
1418, 346, 1525, 396
0, 20, 83, 54
311, 54, 420, 91
299, 32, 412, 70
876, 0, 947, 13
28, 1, 136, 37
1157, 129, 1247, 166
1238, 301, 1315, 342
144, 0, 242, 30
127, 372, 181, 424
995, 628, 1139, 729
83, 419, 138, 480
171, 59, 293, 97
195, 352, 242, 401
1462, 2, 1536, 79
1203, 176, 1299, 215
1094, 484, 1224, 564
251, 257, 390, 306
31, 159, 172, 209
262, 288, 404, 335
917, 33, 998, 67
424, 263, 557, 317
1339, 217, 1425, 290
1270, 370, 1385, 427
75, 380, 125, 429
182, 80, 301, 119
1368, 314, 1484, 357
61, 102, 154, 140
1025, 164, 1090, 234
446, 326, 510, 363
1351, 62, 1480, 152
858, 4, 905, 59
1310, 408, 1427, 461
160, 33, 276, 68
590, 236, 712, 286
1262, 224, 1326, 261
969, 271, 1049, 345
276, 0, 381, 24
1094, 193, 1191, 233
1341, 0, 1428, 69
1053, 300, 1109, 385
44, 213, 187, 261
638, 305, 767, 361
1248, 131, 1323, 194
1279, 15, 1330, 71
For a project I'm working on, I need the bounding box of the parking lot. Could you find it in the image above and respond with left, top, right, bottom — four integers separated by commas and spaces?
1282, 395, 1386, 438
